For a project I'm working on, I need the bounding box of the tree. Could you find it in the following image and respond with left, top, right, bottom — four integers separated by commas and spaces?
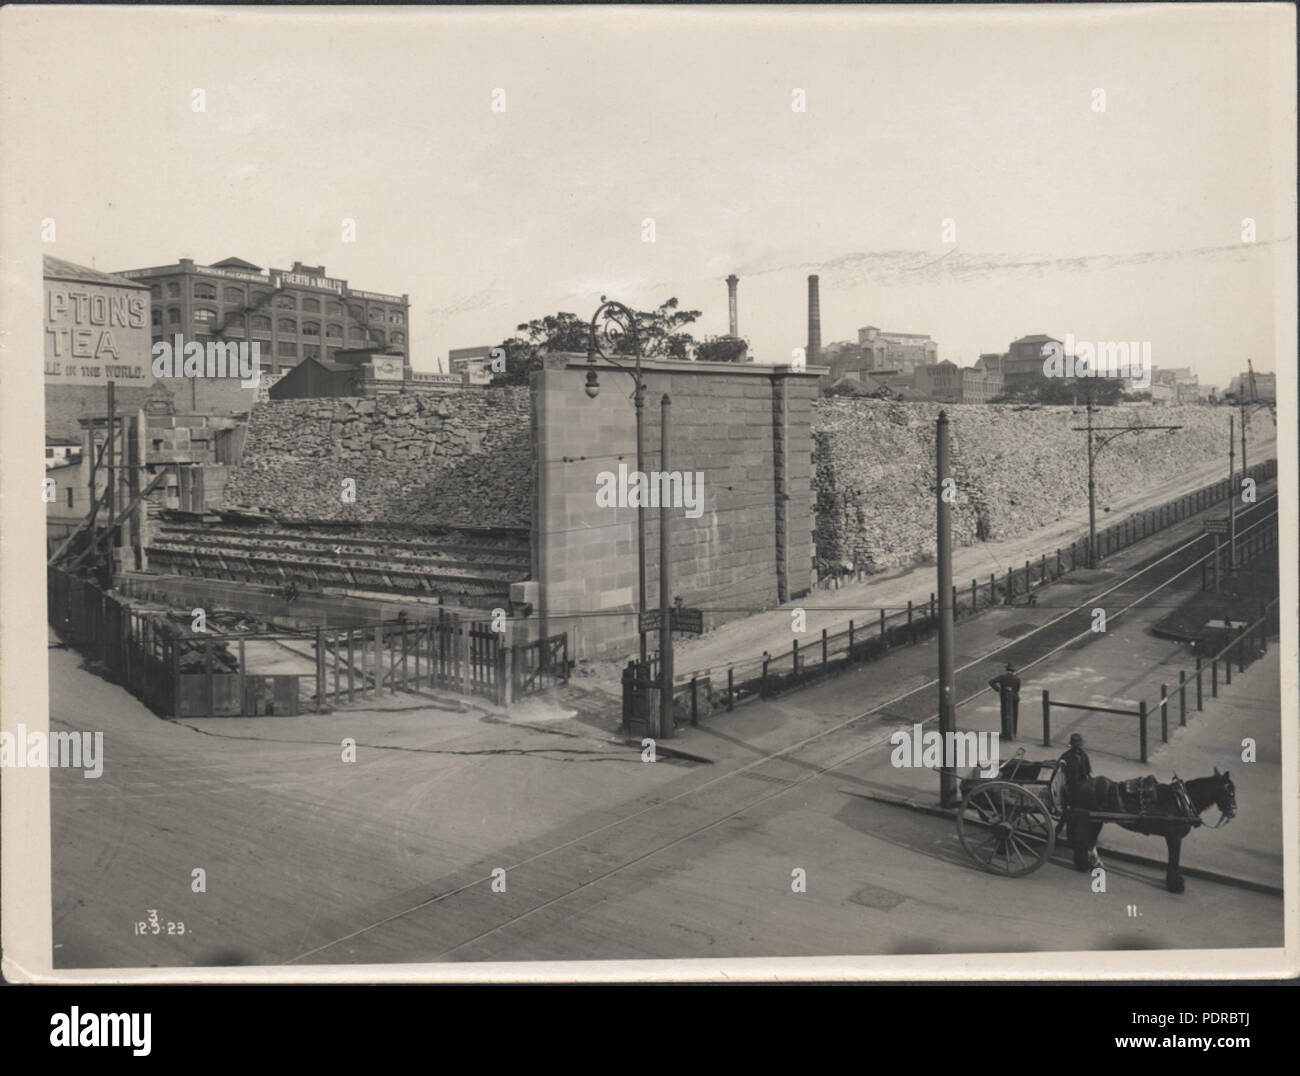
489, 297, 704, 385
695, 335, 749, 363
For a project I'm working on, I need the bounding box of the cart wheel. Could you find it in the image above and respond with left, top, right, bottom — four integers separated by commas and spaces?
957, 780, 1056, 877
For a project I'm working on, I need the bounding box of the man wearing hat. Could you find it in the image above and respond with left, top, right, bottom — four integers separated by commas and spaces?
988, 663, 1021, 739
1059, 732, 1093, 805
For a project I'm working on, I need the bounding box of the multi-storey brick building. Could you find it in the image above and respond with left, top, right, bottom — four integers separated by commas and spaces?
115, 256, 410, 389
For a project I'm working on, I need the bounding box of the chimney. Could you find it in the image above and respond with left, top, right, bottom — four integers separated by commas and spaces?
726, 274, 739, 337
807, 274, 822, 364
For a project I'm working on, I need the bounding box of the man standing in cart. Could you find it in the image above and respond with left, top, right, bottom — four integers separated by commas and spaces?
988, 662, 1021, 740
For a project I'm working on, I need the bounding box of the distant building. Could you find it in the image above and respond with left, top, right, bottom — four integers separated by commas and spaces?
114, 256, 411, 391
911, 360, 1004, 404
1002, 334, 1061, 394
855, 327, 938, 375
1152, 366, 1200, 403
1225, 370, 1275, 403
449, 346, 495, 385
912, 361, 962, 403
270, 348, 466, 400
825, 328, 937, 382
45, 437, 81, 469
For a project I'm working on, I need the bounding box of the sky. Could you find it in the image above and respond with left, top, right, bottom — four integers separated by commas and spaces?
3, 4, 1294, 388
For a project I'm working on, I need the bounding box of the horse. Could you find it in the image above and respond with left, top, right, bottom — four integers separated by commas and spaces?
1063, 768, 1236, 893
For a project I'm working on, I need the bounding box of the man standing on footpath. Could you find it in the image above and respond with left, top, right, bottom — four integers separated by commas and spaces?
988, 662, 1021, 740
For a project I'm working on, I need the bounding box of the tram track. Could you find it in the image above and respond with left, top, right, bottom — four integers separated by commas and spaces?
283, 495, 1278, 963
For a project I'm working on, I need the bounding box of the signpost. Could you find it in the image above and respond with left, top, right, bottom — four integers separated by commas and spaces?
639, 607, 704, 635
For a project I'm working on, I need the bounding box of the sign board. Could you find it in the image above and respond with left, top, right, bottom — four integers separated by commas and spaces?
639, 608, 705, 635
44, 279, 152, 385
1204, 518, 1230, 535
270, 269, 345, 294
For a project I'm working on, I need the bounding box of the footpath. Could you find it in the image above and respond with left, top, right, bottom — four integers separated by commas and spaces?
573, 510, 1288, 892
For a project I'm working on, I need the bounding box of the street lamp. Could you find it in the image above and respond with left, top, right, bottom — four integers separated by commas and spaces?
584, 297, 649, 666
1072, 397, 1181, 569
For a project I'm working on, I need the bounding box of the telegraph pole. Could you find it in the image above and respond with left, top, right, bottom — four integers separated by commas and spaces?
936, 411, 956, 806
1073, 398, 1181, 569
659, 393, 674, 741
1228, 413, 1236, 569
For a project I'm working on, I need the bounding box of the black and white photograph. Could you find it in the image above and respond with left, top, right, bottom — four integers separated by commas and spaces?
1, 2, 1296, 987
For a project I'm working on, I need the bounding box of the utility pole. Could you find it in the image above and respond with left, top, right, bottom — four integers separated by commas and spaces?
105, 381, 116, 586
659, 393, 674, 741
1228, 413, 1236, 569
1073, 398, 1181, 569
936, 411, 956, 806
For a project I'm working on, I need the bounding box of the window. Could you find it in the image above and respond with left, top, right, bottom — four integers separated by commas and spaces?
167, 282, 180, 298
368, 308, 383, 321
348, 304, 364, 321
167, 308, 182, 325
302, 297, 320, 313
303, 345, 321, 361
278, 318, 297, 333
327, 300, 344, 316
349, 325, 366, 340
66, 487, 74, 508
226, 313, 245, 329
251, 290, 269, 306
224, 287, 245, 304
372, 329, 386, 344
275, 295, 296, 309
302, 321, 320, 337
325, 323, 342, 338
150, 285, 161, 299
388, 311, 404, 325
251, 316, 272, 335
390, 331, 405, 345
194, 283, 217, 300
45, 447, 54, 458
151, 309, 162, 326
277, 340, 297, 357
193, 308, 216, 324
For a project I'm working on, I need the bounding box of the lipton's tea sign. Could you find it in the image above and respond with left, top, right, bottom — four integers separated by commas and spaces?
45, 281, 151, 384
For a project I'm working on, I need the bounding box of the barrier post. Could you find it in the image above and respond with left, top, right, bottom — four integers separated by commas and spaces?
1139, 701, 1148, 763
1160, 683, 1168, 743
1041, 690, 1051, 747
727, 667, 734, 712
1179, 670, 1186, 726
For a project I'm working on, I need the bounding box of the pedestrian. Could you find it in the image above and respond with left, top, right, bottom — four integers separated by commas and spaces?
988, 662, 1021, 739
1059, 732, 1092, 805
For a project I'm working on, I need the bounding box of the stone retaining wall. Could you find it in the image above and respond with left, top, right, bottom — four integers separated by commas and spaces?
811, 401, 1277, 575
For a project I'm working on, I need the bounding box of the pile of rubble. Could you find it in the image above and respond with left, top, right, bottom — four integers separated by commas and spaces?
224, 390, 532, 526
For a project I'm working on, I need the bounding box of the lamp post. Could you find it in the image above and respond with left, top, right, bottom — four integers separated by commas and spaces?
583, 297, 649, 667
1072, 397, 1181, 569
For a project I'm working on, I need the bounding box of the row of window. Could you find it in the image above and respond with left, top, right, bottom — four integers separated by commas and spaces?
149, 308, 404, 343
148, 281, 405, 323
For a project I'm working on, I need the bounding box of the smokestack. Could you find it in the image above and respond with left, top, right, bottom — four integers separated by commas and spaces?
726, 274, 739, 337
807, 274, 821, 364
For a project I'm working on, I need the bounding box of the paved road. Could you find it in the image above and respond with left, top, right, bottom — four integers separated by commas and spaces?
47, 487, 1282, 968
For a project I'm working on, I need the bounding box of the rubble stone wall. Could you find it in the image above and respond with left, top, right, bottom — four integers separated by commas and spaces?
223, 389, 531, 527
811, 400, 1277, 574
